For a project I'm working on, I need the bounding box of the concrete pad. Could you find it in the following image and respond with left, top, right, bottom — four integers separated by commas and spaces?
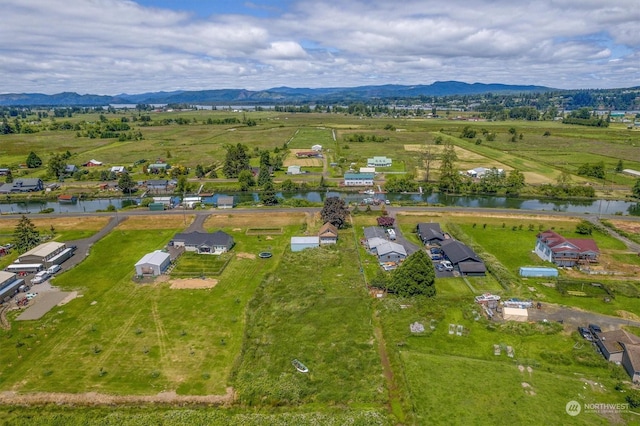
16, 291, 71, 321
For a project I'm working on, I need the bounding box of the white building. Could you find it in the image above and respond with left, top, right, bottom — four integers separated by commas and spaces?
135, 250, 171, 276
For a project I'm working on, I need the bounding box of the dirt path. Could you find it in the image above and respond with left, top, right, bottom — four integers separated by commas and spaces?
0, 387, 235, 406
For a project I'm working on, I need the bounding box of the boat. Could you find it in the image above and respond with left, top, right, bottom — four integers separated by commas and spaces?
291, 359, 309, 373
58, 194, 78, 204
361, 189, 375, 195
474, 293, 501, 303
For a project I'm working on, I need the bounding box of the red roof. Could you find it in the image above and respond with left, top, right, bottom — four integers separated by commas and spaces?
537, 230, 599, 254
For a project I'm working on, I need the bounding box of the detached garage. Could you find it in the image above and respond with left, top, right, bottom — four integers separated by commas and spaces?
135, 250, 171, 276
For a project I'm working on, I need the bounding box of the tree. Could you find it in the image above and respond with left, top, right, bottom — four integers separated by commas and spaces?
505, 169, 526, 195
12, 215, 40, 254
388, 250, 435, 297
615, 160, 624, 173
194, 164, 205, 178
575, 220, 594, 235
176, 176, 192, 194
633, 179, 640, 199
438, 142, 461, 193
259, 181, 278, 205
47, 153, 67, 179
320, 196, 349, 229
26, 151, 42, 168
238, 169, 255, 191
118, 173, 136, 194
222, 143, 250, 178
377, 216, 395, 227
421, 146, 435, 182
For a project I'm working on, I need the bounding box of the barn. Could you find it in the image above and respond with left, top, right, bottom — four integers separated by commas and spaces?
17, 242, 73, 267
135, 250, 171, 276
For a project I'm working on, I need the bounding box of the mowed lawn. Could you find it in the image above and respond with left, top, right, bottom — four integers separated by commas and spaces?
0, 222, 290, 395
232, 232, 385, 407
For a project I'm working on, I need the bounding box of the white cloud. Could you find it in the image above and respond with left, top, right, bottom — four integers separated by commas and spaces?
0, 0, 638, 94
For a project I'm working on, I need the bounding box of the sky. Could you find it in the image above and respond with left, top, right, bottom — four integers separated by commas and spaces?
1, 0, 638, 95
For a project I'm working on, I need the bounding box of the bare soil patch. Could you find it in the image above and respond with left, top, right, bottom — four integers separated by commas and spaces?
610, 220, 640, 234
118, 215, 195, 230
169, 278, 219, 289
236, 252, 256, 260
284, 149, 323, 167
206, 212, 305, 228
617, 310, 640, 322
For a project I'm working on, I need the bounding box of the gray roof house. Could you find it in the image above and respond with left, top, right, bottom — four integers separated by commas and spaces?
146, 179, 169, 192
171, 231, 234, 254
65, 164, 78, 174
416, 223, 447, 245
364, 226, 388, 240
0, 178, 44, 193
376, 241, 407, 263
440, 239, 486, 275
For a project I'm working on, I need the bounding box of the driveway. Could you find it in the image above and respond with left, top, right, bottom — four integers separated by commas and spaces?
528, 303, 640, 331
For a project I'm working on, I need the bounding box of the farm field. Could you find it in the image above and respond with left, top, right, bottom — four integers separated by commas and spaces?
1, 110, 639, 200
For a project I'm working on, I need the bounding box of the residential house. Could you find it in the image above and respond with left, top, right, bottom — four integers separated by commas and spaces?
622, 343, 640, 383
291, 236, 320, 252
171, 230, 235, 254
0, 178, 44, 193
367, 237, 388, 253
364, 226, 388, 241
318, 222, 338, 245
146, 179, 169, 193
0, 168, 10, 176
148, 163, 170, 174
152, 196, 173, 207
440, 239, 486, 275
535, 230, 599, 267
367, 156, 392, 167
135, 250, 171, 276
416, 223, 447, 245
344, 172, 374, 186
594, 329, 640, 363
216, 195, 234, 209
110, 166, 126, 174
64, 165, 78, 174
376, 241, 407, 263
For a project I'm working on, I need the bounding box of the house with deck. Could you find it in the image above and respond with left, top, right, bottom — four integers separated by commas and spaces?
534, 230, 599, 267
318, 222, 338, 245
344, 172, 374, 186
171, 230, 234, 254
367, 156, 392, 167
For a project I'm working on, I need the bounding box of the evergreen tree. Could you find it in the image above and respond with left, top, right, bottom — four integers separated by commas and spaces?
238, 169, 255, 191
616, 160, 624, 173
12, 215, 40, 254
26, 151, 42, 168
260, 181, 278, 205
633, 179, 640, 199
194, 164, 205, 178
118, 172, 136, 194
388, 250, 435, 297
222, 143, 250, 178
438, 142, 461, 193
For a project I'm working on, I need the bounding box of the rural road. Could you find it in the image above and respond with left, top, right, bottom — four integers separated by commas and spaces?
528, 303, 640, 331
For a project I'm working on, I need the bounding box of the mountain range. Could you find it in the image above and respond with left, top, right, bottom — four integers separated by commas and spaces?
0, 81, 554, 106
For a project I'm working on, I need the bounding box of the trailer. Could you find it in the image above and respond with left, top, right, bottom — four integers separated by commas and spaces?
0, 278, 25, 302
5, 263, 44, 273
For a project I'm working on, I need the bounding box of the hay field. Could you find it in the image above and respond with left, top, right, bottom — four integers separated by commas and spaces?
204, 212, 307, 229
116, 214, 195, 230
283, 149, 323, 167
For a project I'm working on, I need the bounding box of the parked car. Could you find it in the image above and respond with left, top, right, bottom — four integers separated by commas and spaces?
440, 260, 454, 271
387, 229, 396, 240
31, 271, 50, 284
430, 247, 441, 254
589, 324, 602, 335
431, 254, 443, 261
578, 327, 593, 341
436, 264, 444, 272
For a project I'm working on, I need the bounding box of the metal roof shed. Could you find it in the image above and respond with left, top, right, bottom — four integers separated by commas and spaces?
135, 250, 171, 276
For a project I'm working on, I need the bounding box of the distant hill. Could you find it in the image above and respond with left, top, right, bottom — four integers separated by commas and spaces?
0, 81, 554, 106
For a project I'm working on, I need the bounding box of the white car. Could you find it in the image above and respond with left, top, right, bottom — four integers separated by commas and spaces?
31, 271, 50, 284
440, 260, 454, 271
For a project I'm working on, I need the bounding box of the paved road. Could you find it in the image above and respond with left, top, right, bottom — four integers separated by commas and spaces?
63, 215, 128, 273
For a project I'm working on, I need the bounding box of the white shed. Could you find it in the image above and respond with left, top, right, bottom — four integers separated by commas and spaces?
135, 250, 171, 276
502, 307, 528, 322
291, 236, 320, 252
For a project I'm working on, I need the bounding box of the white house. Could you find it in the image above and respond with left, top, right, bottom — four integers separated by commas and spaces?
367, 156, 392, 167
110, 166, 126, 174
135, 250, 171, 276
312, 144, 322, 151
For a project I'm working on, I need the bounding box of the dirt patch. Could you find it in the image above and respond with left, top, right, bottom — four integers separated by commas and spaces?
169, 278, 218, 289
617, 310, 640, 322
610, 220, 640, 234
283, 150, 323, 167
0, 387, 235, 407
232, 228, 242, 231
236, 252, 256, 260
0, 217, 109, 232
117, 215, 196, 230
205, 212, 305, 228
